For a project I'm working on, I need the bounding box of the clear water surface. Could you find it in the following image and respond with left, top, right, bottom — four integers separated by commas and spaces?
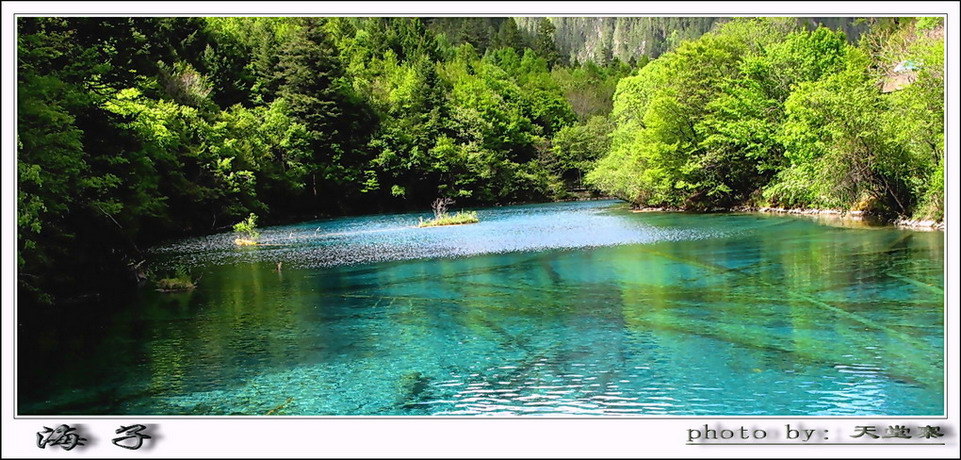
18, 200, 944, 416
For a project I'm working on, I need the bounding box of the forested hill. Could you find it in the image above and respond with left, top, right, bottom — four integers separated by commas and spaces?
17, 17, 942, 307
588, 17, 943, 217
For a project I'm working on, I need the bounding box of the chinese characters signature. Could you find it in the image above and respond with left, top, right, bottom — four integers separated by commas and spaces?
112, 424, 153, 450
37, 424, 87, 450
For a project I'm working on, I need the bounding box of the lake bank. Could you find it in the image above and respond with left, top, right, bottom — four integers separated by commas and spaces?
632, 205, 944, 231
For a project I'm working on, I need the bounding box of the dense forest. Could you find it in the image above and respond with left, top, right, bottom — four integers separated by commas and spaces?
17, 17, 943, 306
589, 17, 944, 216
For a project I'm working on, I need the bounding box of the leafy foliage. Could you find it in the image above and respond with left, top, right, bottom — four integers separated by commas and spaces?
589, 17, 943, 218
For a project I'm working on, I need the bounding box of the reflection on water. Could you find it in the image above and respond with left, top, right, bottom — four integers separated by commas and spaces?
18, 200, 944, 415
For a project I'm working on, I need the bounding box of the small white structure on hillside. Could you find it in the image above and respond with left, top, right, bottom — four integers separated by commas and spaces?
882, 60, 921, 93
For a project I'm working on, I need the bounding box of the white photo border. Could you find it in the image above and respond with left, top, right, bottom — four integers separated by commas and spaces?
2, 1, 958, 458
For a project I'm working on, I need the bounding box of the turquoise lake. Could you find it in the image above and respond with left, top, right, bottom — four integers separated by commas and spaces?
18, 200, 944, 416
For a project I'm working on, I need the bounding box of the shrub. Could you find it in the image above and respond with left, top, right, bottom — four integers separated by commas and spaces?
233, 213, 260, 244
155, 266, 197, 291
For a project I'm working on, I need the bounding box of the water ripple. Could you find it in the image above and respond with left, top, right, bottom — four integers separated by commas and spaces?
150, 201, 727, 269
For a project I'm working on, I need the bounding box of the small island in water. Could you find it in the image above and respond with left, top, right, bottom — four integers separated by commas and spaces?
417, 198, 480, 228
233, 213, 261, 246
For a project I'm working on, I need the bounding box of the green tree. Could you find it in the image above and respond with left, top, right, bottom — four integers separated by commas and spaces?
550, 116, 613, 190
534, 18, 562, 69
275, 17, 374, 212
492, 18, 526, 50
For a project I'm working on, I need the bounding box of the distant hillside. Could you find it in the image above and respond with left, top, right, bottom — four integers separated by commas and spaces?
516, 17, 719, 64
423, 17, 868, 66
514, 17, 869, 64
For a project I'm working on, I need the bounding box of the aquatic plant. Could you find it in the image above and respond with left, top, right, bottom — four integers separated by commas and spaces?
233, 213, 260, 245
155, 266, 197, 291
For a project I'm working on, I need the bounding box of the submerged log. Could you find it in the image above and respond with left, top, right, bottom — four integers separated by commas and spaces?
266, 397, 294, 415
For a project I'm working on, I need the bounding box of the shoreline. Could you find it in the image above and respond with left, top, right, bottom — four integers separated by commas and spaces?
632, 205, 944, 231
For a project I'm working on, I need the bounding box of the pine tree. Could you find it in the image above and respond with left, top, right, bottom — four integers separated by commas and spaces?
493, 18, 525, 50
535, 18, 562, 68
275, 17, 372, 208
